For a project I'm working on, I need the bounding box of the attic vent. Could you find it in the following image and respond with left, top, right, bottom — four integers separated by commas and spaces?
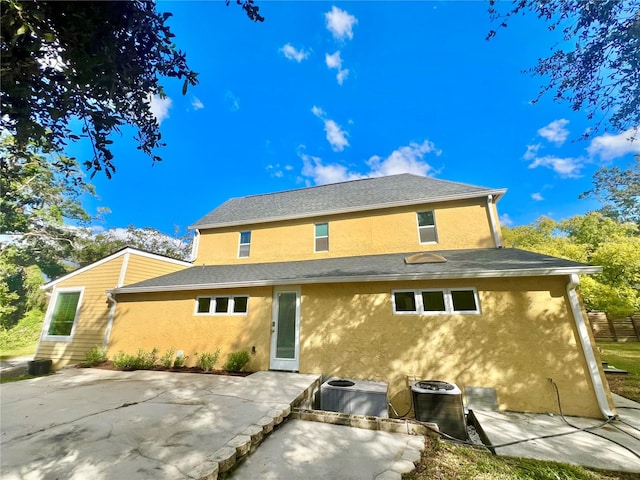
404, 253, 447, 264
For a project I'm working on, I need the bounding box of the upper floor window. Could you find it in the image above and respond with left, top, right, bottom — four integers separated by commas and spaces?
417, 211, 438, 244
44, 288, 83, 340
238, 231, 251, 258
196, 295, 249, 315
315, 223, 329, 252
392, 288, 480, 315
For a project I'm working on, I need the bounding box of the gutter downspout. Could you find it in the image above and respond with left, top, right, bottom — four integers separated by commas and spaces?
487, 195, 502, 248
567, 274, 615, 418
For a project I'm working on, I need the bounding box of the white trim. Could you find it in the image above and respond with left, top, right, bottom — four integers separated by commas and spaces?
194, 295, 249, 315
392, 288, 480, 315
41, 247, 192, 290
109, 266, 602, 295
314, 222, 329, 253
566, 274, 615, 418
103, 253, 130, 348
416, 210, 438, 245
40, 287, 85, 342
238, 231, 251, 258
270, 286, 301, 371
487, 195, 502, 248
189, 190, 507, 230
191, 229, 200, 262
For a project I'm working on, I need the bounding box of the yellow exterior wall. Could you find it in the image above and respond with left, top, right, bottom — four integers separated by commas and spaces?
109, 274, 608, 418
298, 277, 605, 418
108, 287, 272, 372
195, 199, 497, 265
36, 252, 190, 369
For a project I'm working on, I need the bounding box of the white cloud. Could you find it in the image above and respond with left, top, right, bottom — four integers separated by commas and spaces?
324, 6, 357, 41
311, 106, 349, 152
499, 213, 514, 227
225, 91, 240, 112
587, 128, 640, 161
523, 144, 541, 160
528, 155, 582, 178
531, 192, 544, 201
266, 163, 294, 178
298, 140, 440, 185
191, 96, 204, 110
147, 94, 172, 124
325, 51, 349, 85
366, 141, 440, 177
537, 119, 570, 145
280, 43, 310, 62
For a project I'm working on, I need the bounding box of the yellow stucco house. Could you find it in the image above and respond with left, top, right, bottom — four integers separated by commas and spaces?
37, 174, 615, 419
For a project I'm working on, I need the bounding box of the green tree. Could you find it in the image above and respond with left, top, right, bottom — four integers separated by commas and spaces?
488, 0, 639, 136
504, 212, 640, 316
580, 158, 640, 224
1, 0, 263, 177
73, 225, 192, 265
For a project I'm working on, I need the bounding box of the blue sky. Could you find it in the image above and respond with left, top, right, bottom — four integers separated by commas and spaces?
77, 1, 639, 237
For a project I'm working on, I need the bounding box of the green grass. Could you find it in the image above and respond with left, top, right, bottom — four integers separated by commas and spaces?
406, 438, 638, 480
0, 374, 38, 384
598, 342, 640, 402
0, 310, 43, 359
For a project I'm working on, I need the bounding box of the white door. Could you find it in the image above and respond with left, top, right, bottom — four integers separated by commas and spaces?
270, 287, 300, 371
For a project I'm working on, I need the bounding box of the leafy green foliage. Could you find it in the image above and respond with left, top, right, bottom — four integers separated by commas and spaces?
223, 350, 251, 372
112, 348, 158, 370
173, 352, 186, 368
503, 212, 640, 316
580, 158, 640, 224
81, 346, 108, 367
1, 0, 263, 177
160, 347, 175, 368
72, 225, 192, 265
0, 309, 44, 352
195, 349, 221, 372
487, 1, 639, 136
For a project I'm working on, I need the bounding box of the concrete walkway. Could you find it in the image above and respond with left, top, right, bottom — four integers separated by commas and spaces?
471, 394, 640, 473
0, 355, 32, 377
1, 369, 320, 479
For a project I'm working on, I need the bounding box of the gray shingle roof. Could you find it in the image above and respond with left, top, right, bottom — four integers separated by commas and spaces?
190, 174, 506, 229
111, 248, 600, 294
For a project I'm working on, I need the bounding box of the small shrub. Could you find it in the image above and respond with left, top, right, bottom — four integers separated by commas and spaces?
195, 348, 221, 372
112, 348, 158, 370
173, 352, 186, 368
160, 347, 175, 368
81, 346, 108, 367
223, 350, 251, 372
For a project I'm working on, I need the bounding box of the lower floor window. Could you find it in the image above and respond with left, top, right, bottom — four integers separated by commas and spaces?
196, 295, 249, 315
392, 288, 480, 314
46, 289, 83, 338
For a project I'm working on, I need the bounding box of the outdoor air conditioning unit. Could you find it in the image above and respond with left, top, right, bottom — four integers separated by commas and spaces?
320, 377, 389, 418
412, 380, 467, 440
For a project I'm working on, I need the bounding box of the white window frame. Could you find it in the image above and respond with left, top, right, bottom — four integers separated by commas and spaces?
238, 231, 251, 258
314, 222, 329, 252
42, 287, 84, 342
195, 295, 249, 316
416, 210, 438, 244
392, 288, 480, 315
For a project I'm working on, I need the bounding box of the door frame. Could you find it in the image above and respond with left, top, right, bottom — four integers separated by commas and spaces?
269, 286, 301, 371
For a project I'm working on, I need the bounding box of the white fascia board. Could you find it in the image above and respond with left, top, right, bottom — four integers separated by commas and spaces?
108, 265, 601, 295
188, 189, 508, 231
41, 247, 192, 290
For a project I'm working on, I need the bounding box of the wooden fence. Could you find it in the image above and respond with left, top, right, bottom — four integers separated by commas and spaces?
588, 311, 640, 342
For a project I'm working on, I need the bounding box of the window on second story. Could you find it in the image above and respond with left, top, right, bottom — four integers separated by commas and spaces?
417, 211, 438, 244
315, 223, 329, 252
238, 231, 251, 258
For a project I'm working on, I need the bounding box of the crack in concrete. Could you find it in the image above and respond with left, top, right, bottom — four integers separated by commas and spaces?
1, 390, 170, 445
131, 447, 197, 479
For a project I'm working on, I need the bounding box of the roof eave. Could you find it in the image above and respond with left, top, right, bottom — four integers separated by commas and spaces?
109, 264, 601, 295
188, 189, 508, 230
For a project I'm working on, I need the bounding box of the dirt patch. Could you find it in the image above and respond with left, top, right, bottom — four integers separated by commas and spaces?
79, 361, 253, 377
